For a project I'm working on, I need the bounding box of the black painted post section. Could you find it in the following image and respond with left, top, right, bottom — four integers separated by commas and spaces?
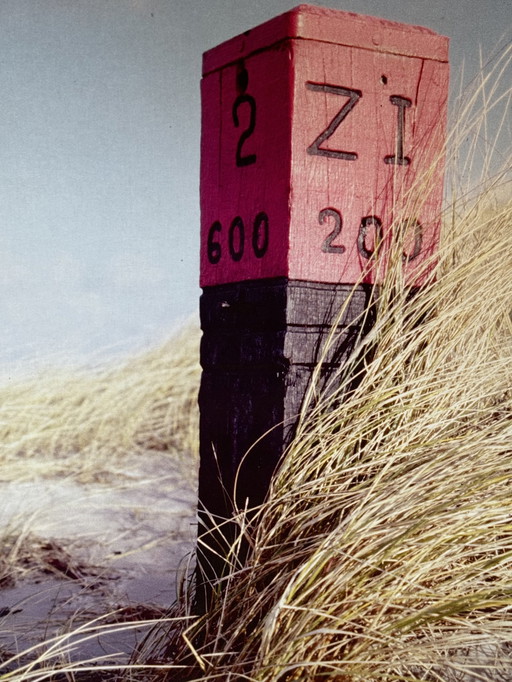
196, 279, 373, 609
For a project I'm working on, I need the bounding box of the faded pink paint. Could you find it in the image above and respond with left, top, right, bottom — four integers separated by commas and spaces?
200, 4, 449, 287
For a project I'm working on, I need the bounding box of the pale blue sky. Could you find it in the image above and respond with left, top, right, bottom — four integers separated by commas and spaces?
0, 0, 510, 368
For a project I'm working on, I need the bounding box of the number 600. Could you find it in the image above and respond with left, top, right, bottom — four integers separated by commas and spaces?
207, 212, 269, 264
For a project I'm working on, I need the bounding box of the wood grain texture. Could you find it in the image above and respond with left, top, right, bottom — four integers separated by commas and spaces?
200, 5, 449, 287
289, 40, 449, 285
200, 278, 370, 329
200, 46, 293, 286
203, 4, 448, 75
197, 280, 374, 600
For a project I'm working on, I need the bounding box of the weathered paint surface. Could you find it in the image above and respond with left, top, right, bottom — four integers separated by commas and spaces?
200, 4, 449, 287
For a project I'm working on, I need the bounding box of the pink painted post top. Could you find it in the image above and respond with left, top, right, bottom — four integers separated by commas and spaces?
200, 4, 449, 287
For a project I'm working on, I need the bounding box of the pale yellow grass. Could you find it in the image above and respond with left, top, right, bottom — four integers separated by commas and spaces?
0, 325, 200, 483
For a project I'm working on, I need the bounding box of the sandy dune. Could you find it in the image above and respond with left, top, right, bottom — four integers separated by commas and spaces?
0, 453, 197, 668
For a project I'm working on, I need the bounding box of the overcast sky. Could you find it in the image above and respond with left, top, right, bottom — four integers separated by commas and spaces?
0, 0, 510, 369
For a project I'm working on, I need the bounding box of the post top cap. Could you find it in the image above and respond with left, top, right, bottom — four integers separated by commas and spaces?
203, 4, 449, 75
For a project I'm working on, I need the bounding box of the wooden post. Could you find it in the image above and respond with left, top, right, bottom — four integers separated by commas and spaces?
197, 4, 449, 607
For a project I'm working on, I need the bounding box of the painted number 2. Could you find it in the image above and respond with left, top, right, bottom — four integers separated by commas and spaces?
232, 67, 257, 167
318, 208, 346, 254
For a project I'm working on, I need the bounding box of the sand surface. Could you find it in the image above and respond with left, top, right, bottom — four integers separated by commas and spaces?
0, 453, 197, 671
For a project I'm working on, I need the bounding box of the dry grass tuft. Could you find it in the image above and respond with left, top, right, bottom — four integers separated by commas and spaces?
0, 324, 200, 483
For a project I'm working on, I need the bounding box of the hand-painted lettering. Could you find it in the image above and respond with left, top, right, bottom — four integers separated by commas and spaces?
228, 216, 245, 261
306, 83, 362, 160
384, 96, 412, 166
207, 221, 222, 265
252, 212, 269, 258
357, 216, 383, 260
318, 208, 346, 254
233, 68, 257, 167
207, 212, 269, 264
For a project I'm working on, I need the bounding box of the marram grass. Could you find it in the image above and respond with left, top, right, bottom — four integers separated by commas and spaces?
1, 44, 512, 682
0, 323, 200, 483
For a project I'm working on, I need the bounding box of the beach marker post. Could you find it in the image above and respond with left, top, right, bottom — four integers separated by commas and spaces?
197, 4, 449, 605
